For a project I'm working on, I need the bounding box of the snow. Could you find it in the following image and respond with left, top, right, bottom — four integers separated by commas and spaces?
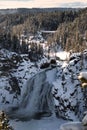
78, 72, 87, 80
46, 68, 57, 83
56, 51, 70, 61
10, 117, 67, 130
60, 121, 82, 130
51, 50, 87, 120
62, 61, 68, 68
41, 30, 56, 33
0, 49, 49, 110
0, 48, 87, 129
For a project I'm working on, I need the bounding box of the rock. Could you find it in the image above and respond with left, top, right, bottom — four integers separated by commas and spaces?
0, 52, 21, 71
83, 111, 87, 116
9, 76, 21, 95
40, 62, 50, 69
82, 114, 87, 126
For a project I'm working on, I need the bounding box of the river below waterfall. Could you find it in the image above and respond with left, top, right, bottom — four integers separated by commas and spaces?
10, 116, 68, 130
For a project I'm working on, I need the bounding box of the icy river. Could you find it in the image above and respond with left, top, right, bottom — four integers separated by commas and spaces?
10, 116, 68, 130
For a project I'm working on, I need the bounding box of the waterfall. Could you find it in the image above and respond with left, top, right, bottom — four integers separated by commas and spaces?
8, 68, 57, 120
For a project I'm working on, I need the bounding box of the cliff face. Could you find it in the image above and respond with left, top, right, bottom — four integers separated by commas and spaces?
0, 49, 87, 121
0, 49, 41, 109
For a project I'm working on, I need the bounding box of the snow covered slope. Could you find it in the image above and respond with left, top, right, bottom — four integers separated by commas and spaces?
0, 49, 87, 121
0, 49, 47, 110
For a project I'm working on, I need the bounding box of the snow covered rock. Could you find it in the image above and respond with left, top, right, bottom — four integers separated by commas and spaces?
0, 49, 41, 110
0, 49, 53, 115
52, 51, 87, 120
60, 122, 87, 130
82, 114, 87, 126
78, 72, 87, 80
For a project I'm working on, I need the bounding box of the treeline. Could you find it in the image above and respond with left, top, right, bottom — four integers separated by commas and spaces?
0, 9, 78, 52
0, 8, 87, 53
0, 32, 20, 53
0, 9, 78, 34
11, 10, 78, 35
51, 8, 87, 52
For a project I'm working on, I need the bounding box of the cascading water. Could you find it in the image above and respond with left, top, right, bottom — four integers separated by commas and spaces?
8, 68, 57, 120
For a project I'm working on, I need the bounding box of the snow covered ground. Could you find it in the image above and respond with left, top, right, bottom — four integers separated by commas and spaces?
56, 51, 70, 61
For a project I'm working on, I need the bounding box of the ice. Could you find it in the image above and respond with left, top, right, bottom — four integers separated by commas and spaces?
10, 117, 67, 130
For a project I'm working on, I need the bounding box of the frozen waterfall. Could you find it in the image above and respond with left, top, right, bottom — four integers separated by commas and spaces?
8, 68, 57, 120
